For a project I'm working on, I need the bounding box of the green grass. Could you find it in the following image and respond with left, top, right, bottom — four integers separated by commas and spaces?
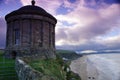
28, 55, 81, 80
0, 51, 18, 80
29, 59, 66, 80
56, 49, 80, 60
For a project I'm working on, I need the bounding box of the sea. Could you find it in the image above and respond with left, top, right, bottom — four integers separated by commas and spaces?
70, 53, 120, 80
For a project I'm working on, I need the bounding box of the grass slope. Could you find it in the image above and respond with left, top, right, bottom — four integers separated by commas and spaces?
28, 56, 81, 80
0, 50, 18, 80
29, 59, 66, 80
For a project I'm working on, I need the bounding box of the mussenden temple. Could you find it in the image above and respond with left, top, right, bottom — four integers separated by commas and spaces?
5, 0, 57, 59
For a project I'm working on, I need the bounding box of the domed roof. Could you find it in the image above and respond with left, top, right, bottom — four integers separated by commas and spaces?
5, 5, 57, 22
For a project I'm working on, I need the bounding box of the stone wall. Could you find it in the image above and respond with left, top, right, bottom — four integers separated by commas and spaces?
15, 57, 55, 80
5, 14, 56, 58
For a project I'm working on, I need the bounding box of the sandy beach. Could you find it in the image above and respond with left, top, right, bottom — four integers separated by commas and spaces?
70, 53, 120, 80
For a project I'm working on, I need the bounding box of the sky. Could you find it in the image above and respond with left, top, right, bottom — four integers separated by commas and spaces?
0, 0, 120, 51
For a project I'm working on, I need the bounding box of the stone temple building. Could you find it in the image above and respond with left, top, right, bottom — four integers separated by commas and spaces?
5, 0, 57, 58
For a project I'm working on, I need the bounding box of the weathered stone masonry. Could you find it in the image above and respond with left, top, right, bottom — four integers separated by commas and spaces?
5, 4, 57, 58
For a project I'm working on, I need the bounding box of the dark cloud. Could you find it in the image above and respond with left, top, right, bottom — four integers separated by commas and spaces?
85, 0, 120, 4
68, 0, 77, 3
104, 0, 120, 4
0, 17, 6, 49
84, 0, 120, 9
56, 38, 120, 51
80, 17, 119, 39
56, 43, 104, 51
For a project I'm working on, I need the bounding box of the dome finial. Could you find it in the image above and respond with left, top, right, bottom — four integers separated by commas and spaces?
31, 0, 35, 6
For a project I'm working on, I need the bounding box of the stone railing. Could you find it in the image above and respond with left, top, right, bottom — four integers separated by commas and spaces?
15, 57, 55, 80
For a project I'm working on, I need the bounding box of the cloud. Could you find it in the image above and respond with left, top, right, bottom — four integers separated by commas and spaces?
55, 1, 120, 50
96, 35, 120, 48
4, 0, 16, 4
63, 0, 80, 9
80, 50, 97, 54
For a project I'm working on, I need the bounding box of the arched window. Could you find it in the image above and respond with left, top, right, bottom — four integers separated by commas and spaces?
39, 21, 43, 47
14, 29, 20, 45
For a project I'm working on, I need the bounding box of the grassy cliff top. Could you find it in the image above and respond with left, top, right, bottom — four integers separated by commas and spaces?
56, 50, 80, 60
27, 57, 81, 80
29, 59, 66, 80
